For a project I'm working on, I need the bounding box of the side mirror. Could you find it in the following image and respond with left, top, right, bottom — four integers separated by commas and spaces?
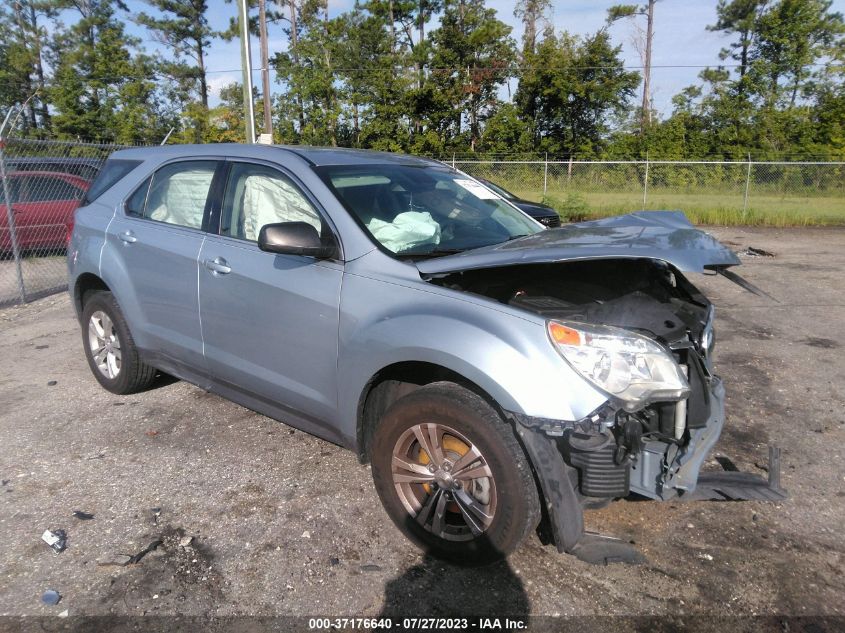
257, 222, 337, 259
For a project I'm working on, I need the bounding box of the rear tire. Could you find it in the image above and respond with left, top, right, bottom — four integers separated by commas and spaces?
370, 382, 540, 564
81, 291, 157, 394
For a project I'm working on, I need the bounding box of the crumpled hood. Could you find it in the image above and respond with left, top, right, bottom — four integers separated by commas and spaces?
416, 211, 741, 275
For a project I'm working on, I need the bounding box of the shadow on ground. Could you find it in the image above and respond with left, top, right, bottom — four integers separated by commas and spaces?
378, 553, 529, 620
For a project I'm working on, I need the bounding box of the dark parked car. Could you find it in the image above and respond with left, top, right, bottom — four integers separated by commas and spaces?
475, 177, 561, 227
1, 170, 89, 252
69, 145, 784, 563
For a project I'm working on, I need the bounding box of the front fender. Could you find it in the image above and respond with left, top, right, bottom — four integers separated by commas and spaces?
336, 269, 608, 448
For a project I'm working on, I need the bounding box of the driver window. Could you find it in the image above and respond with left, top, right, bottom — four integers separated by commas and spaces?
222, 162, 322, 241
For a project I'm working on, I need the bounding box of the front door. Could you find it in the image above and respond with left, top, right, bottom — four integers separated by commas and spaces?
198, 160, 343, 439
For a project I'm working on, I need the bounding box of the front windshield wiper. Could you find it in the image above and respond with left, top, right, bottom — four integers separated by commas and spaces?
396, 247, 467, 260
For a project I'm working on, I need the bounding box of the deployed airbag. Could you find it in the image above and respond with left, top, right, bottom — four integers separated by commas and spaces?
240, 174, 322, 241
367, 211, 441, 253
148, 169, 213, 229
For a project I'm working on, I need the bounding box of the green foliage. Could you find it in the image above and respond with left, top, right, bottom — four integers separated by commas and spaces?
516, 28, 640, 156
0, 0, 842, 169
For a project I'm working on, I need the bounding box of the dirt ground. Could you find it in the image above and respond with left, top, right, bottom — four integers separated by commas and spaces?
0, 226, 843, 630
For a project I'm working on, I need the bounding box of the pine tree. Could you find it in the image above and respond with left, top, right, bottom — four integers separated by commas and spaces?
135, 0, 216, 141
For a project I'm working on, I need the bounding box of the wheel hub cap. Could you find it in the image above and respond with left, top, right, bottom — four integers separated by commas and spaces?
391, 422, 497, 542
88, 310, 122, 380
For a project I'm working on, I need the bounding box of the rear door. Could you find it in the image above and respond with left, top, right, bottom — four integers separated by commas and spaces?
106, 159, 222, 379
197, 160, 343, 438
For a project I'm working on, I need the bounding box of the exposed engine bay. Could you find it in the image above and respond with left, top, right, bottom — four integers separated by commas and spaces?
429, 258, 720, 502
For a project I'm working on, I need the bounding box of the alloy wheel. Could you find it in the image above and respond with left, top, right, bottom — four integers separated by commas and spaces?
391, 422, 497, 542
88, 310, 121, 379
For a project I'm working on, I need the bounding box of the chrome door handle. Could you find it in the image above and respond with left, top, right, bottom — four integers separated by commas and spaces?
118, 231, 136, 243
204, 257, 231, 275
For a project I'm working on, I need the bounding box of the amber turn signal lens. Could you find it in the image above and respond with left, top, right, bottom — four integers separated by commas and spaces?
549, 322, 582, 346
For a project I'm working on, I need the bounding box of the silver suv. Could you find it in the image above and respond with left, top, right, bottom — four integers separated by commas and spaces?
68, 145, 772, 563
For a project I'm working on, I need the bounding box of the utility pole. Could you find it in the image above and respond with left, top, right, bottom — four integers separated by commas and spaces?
642, 0, 655, 129
287, 0, 305, 134
238, 0, 256, 143
259, 0, 273, 140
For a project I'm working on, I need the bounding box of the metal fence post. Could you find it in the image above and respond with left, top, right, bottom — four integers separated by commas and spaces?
743, 153, 752, 218
643, 153, 650, 207
0, 110, 26, 304
543, 152, 548, 198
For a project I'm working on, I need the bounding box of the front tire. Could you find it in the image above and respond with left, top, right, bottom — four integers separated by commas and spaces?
81, 291, 156, 394
370, 382, 540, 564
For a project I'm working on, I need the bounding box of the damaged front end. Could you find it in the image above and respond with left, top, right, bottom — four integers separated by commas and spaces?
434, 258, 724, 504
421, 213, 785, 555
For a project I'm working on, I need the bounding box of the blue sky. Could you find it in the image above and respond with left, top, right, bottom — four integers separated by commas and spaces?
118, 0, 845, 115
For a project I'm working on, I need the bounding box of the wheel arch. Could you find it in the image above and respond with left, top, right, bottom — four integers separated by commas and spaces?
73, 272, 111, 317
356, 361, 514, 465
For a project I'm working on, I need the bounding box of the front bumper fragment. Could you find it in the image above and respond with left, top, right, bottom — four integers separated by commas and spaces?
630, 376, 726, 500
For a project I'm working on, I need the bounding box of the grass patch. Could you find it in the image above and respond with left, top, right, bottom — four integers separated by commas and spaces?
507, 187, 845, 227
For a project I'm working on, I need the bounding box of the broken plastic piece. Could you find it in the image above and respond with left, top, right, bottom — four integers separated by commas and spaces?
569, 533, 646, 566
127, 539, 162, 564
97, 554, 133, 567
740, 246, 775, 257
41, 590, 61, 605
72, 510, 94, 521
41, 529, 67, 553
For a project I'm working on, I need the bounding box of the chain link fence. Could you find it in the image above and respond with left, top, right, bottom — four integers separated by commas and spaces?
453, 159, 845, 227
0, 132, 134, 307
2, 129, 844, 307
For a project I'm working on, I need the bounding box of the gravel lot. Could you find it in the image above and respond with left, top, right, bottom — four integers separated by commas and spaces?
0, 227, 843, 629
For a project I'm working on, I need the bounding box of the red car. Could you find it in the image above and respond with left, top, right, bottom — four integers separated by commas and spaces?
1, 171, 90, 253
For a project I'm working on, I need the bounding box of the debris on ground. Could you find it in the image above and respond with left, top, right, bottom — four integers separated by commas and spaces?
72, 510, 94, 521
96, 554, 134, 567
329, 557, 340, 566
740, 246, 775, 257
361, 564, 382, 572
41, 590, 61, 605
178, 536, 193, 548
41, 529, 67, 553
46, 380, 57, 386
58, 609, 69, 618
301, 530, 311, 539
147, 507, 162, 525
127, 539, 163, 564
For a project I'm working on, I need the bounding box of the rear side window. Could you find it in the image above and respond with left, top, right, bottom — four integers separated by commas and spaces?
83, 159, 142, 204
0, 178, 22, 204
125, 161, 217, 230
20, 176, 85, 202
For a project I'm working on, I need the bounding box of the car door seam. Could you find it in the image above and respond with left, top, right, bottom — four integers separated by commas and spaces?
197, 234, 207, 358
98, 204, 118, 276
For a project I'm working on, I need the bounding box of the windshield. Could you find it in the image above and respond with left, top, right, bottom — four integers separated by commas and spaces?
317, 164, 541, 257
480, 179, 517, 200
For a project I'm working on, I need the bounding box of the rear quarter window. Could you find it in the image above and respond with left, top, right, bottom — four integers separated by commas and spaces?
83, 159, 142, 205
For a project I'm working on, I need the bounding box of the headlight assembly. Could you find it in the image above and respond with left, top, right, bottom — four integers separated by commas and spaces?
548, 321, 690, 411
